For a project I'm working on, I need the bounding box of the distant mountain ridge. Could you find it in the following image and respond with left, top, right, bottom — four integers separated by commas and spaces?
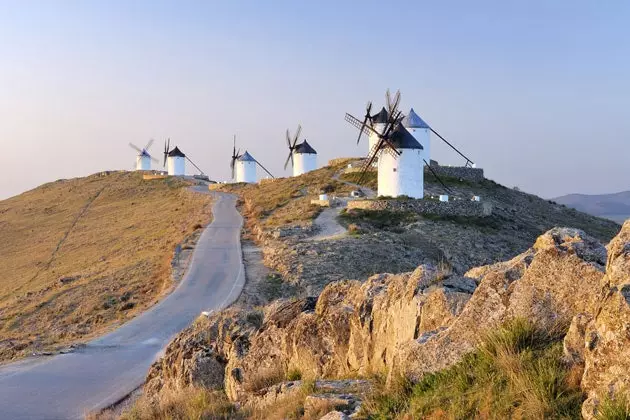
553, 191, 630, 223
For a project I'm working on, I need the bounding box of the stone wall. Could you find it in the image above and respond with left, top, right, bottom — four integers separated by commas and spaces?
425, 164, 484, 183
347, 198, 492, 217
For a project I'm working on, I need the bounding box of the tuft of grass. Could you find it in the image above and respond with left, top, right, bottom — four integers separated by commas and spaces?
244, 364, 287, 392
286, 368, 302, 381
339, 171, 377, 191
596, 396, 630, 420
361, 318, 584, 419
118, 386, 239, 420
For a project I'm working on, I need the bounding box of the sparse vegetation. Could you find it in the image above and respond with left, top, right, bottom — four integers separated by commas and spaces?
338, 208, 418, 231
596, 396, 630, 420
118, 386, 239, 420
360, 319, 584, 419
339, 171, 377, 191
0, 172, 212, 362
216, 161, 355, 231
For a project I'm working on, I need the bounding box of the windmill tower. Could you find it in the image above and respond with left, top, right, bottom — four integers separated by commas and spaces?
162, 139, 207, 177
129, 139, 158, 171
376, 125, 424, 198
403, 108, 431, 163
230, 136, 275, 183
284, 125, 318, 176
236, 152, 257, 183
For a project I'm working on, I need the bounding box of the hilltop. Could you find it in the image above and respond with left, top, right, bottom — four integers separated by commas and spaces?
554, 190, 630, 223
0, 172, 212, 362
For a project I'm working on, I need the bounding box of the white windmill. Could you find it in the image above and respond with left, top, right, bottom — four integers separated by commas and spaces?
162, 139, 206, 177
129, 139, 158, 171
284, 125, 317, 176
229, 136, 274, 183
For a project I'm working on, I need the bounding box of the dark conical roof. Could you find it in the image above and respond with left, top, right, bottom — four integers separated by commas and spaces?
371, 107, 389, 124
238, 151, 256, 162
294, 140, 317, 154
383, 125, 423, 150
403, 108, 430, 129
140, 149, 151, 157
168, 146, 186, 157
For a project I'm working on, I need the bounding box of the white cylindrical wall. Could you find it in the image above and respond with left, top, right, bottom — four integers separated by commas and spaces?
293, 153, 317, 176
377, 149, 424, 199
167, 156, 185, 176
236, 161, 257, 183
136, 155, 151, 171
407, 127, 431, 163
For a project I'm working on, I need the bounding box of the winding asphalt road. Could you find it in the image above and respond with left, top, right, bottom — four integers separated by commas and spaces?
0, 190, 245, 419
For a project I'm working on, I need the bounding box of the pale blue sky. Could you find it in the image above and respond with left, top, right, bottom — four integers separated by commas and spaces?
0, 1, 629, 199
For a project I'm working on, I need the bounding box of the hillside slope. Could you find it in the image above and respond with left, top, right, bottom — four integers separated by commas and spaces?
0, 172, 212, 361
554, 190, 630, 223
218, 162, 619, 296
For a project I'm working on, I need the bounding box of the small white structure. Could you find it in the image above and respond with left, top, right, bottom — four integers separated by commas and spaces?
319, 194, 328, 201
293, 140, 317, 176
368, 107, 389, 154
377, 125, 425, 199
439, 195, 449, 202
403, 108, 431, 163
167, 147, 186, 176
235, 151, 257, 183
472, 196, 481, 202
135, 151, 151, 171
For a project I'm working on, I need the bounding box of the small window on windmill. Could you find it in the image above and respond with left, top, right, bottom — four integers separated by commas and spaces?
393, 168, 397, 172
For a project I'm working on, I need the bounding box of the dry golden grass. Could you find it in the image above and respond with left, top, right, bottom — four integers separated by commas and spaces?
0, 171, 212, 362
216, 160, 355, 231
117, 386, 238, 420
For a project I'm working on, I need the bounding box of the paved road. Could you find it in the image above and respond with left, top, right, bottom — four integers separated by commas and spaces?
0, 191, 245, 420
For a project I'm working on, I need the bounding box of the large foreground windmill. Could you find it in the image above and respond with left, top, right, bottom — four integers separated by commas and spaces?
162, 139, 206, 177
129, 139, 158, 170
229, 136, 274, 183
284, 125, 317, 177
346, 91, 453, 199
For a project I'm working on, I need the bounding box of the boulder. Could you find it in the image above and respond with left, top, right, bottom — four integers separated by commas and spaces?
397, 227, 607, 382
581, 221, 630, 418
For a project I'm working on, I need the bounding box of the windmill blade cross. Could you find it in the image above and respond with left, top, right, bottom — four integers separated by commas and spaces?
293, 124, 302, 146
129, 143, 142, 153
283, 151, 293, 170
144, 139, 154, 151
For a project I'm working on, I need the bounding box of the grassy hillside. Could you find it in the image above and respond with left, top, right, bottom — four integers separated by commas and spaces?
0, 172, 212, 361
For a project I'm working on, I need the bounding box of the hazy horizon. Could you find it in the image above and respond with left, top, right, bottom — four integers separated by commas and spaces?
1, 1, 629, 200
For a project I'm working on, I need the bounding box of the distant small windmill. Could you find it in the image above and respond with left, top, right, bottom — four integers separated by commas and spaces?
129, 139, 158, 170
284, 125, 317, 177
229, 135, 274, 183
162, 138, 206, 177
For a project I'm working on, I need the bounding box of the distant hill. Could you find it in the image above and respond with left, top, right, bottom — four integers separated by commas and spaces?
553, 191, 630, 224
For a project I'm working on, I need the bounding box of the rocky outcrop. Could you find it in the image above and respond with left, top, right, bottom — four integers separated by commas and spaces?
144, 307, 258, 397
397, 227, 607, 382
224, 266, 475, 401
579, 221, 630, 418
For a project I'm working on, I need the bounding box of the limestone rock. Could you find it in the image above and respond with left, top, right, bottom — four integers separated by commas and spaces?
318, 411, 350, 420
581, 220, 630, 418
224, 267, 475, 400
397, 227, 606, 382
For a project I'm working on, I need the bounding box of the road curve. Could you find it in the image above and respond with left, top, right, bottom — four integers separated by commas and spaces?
0, 190, 245, 420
